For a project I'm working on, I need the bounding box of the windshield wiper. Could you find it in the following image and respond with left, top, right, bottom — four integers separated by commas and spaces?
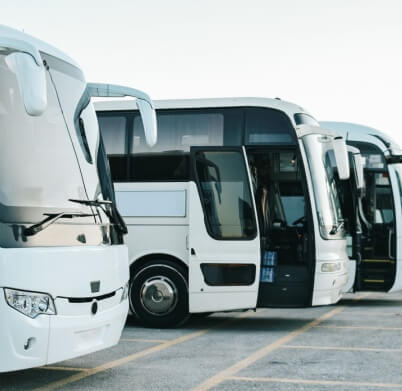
24, 212, 94, 237
330, 220, 345, 235
69, 199, 127, 234
68, 198, 113, 208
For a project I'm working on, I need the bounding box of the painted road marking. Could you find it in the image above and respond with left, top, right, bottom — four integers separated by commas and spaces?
227, 376, 402, 389
283, 344, 402, 353
120, 338, 169, 343
192, 306, 344, 391
33, 310, 257, 391
192, 293, 371, 391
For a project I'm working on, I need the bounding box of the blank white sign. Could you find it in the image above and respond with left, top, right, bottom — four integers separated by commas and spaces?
115, 190, 186, 217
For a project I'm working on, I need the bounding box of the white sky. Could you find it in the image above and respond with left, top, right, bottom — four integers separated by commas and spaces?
2, 0, 402, 144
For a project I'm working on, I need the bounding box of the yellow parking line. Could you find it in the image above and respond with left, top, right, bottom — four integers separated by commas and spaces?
192, 306, 344, 391
283, 345, 402, 353
120, 338, 169, 343
228, 376, 402, 389
316, 325, 402, 331
33, 310, 255, 391
192, 293, 371, 391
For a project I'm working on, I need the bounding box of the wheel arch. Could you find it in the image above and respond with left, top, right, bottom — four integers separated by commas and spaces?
129, 253, 188, 280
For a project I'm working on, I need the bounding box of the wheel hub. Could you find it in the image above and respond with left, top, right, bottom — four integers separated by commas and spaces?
140, 276, 178, 316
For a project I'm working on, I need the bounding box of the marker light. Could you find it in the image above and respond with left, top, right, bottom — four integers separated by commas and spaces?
4, 288, 56, 318
321, 262, 342, 273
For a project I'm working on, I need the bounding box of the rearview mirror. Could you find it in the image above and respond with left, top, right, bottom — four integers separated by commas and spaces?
354, 154, 365, 191
333, 136, 350, 180
5, 52, 47, 116
135, 99, 157, 147
87, 83, 157, 147
347, 146, 365, 191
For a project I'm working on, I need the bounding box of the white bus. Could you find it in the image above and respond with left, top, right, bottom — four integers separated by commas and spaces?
95, 98, 351, 327
0, 25, 156, 372
321, 122, 402, 293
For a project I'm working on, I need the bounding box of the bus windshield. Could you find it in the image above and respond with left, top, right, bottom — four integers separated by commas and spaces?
391, 163, 402, 210
303, 134, 345, 239
0, 53, 103, 223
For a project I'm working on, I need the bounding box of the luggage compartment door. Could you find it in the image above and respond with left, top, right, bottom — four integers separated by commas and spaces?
188, 147, 260, 313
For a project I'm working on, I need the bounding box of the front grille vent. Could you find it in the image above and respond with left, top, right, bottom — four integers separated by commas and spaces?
63, 291, 116, 303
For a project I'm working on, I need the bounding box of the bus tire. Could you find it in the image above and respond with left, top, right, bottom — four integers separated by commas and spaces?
129, 260, 190, 328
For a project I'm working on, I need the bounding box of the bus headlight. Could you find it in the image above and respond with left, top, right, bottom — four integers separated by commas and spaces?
120, 282, 129, 303
321, 262, 342, 273
4, 288, 56, 318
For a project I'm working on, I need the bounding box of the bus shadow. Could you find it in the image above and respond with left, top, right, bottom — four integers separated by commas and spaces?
340, 298, 402, 307
126, 313, 316, 333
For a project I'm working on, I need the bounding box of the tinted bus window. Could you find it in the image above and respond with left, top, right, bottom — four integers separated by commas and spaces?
348, 141, 386, 170
195, 150, 257, 240
294, 113, 319, 126
128, 109, 243, 181
245, 108, 296, 145
98, 114, 128, 181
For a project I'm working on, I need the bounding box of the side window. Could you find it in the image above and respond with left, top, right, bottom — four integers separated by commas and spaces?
129, 112, 225, 181
131, 112, 224, 153
76, 104, 100, 165
294, 113, 319, 126
98, 115, 127, 181
195, 150, 257, 240
279, 183, 306, 226
245, 108, 296, 145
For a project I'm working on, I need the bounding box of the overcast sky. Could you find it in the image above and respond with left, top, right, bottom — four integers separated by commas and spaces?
2, 0, 402, 144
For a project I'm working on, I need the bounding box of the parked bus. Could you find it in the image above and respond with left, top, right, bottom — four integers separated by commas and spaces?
0, 25, 156, 372
321, 122, 402, 293
95, 98, 351, 327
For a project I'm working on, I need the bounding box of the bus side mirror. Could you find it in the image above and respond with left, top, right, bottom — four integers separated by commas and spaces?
87, 83, 157, 147
333, 137, 350, 180
135, 99, 157, 147
5, 52, 47, 116
354, 154, 365, 191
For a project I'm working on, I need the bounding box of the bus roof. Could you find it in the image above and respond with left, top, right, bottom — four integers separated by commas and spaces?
95, 97, 313, 125
0, 24, 81, 69
320, 121, 400, 153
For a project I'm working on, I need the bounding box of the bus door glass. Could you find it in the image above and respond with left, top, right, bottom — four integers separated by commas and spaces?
188, 146, 260, 313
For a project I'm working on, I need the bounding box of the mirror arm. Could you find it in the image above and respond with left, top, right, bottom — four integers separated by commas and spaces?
0, 37, 43, 67
86, 83, 154, 108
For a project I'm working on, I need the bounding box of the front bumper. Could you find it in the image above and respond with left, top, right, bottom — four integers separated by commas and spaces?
0, 291, 128, 373
312, 267, 348, 306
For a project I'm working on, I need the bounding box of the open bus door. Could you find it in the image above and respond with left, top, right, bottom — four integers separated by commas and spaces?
188, 147, 260, 313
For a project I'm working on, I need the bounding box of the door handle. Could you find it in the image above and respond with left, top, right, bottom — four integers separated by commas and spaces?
388, 229, 396, 260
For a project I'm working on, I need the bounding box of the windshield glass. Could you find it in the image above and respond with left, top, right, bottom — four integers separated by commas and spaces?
0, 52, 102, 224
391, 163, 402, 211
303, 134, 345, 239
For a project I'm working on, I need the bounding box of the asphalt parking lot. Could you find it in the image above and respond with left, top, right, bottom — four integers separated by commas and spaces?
2, 292, 402, 390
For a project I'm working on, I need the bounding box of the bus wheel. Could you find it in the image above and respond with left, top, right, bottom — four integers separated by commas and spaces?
130, 261, 190, 328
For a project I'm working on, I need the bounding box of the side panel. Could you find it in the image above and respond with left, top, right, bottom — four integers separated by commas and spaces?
114, 182, 189, 267
388, 166, 402, 292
